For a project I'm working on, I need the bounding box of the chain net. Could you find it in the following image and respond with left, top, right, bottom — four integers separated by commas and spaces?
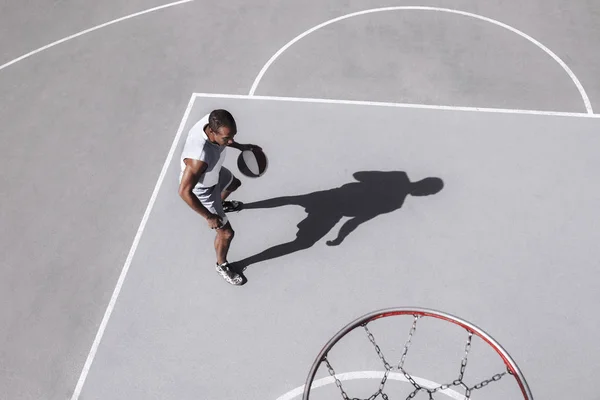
321, 315, 512, 400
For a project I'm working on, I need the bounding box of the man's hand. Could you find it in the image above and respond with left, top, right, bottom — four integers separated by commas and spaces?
229, 141, 262, 152
242, 143, 262, 151
206, 213, 223, 229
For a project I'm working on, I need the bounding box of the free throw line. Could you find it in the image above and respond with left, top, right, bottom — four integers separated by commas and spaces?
69, 93, 197, 400
193, 92, 600, 118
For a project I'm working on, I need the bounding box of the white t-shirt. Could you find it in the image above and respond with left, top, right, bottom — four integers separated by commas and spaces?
180, 114, 227, 188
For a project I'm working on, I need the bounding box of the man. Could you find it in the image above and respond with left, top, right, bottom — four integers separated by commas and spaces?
178, 109, 258, 285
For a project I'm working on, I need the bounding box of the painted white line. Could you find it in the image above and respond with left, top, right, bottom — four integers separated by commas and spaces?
275, 371, 465, 400
69, 94, 197, 400
0, 0, 194, 72
248, 6, 594, 114
193, 92, 600, 118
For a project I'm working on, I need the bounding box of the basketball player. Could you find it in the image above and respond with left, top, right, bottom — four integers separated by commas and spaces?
178, 109, 259, 285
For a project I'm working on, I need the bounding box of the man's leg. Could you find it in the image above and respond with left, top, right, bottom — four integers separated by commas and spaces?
218, 167, 243, 212
212, 206, 242, 285
215, 222, 234, 265
209, 190, 234, 264
221, 176, 241, 201
197, 185, 242, 285
214, 222, 242, 285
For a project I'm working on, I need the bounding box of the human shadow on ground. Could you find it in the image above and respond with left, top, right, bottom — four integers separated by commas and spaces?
232, 171, 443, 276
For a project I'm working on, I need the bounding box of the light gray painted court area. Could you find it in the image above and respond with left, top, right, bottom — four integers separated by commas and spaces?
1, 1, 600, 400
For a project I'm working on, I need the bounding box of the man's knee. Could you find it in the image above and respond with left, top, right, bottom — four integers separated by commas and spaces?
218, 225, 235, 240
226, 177, 241, 192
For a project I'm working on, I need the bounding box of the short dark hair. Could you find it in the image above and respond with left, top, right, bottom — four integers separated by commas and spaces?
208, 109, 236, 133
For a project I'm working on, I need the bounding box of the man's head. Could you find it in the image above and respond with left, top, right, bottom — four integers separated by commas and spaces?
206, 109, 237, 146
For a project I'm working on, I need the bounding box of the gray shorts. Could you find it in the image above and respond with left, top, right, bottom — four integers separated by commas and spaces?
193, 167, 235, 227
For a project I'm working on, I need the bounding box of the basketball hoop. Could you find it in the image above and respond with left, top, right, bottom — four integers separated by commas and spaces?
302, 308, 533, 400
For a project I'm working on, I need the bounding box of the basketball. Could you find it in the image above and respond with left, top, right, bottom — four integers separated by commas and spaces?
237, 147, 268, 178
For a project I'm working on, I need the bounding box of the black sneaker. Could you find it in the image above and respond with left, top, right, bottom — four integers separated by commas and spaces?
222, 200, 243, 213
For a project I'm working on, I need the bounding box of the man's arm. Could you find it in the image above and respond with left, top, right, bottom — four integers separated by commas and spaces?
227, 141, 245, 151
227, 140, 261, 151
178, 158, 222, 228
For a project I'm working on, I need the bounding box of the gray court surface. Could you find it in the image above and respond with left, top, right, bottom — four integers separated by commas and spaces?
77, 96, 600, 399
2, 1, 600, 399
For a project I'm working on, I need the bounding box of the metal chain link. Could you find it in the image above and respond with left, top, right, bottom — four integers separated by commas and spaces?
398, 315, 420, 369
364, 325, 392, 370
429, 381, 454, 394
470, 370, 508, 391
400, 367, 421, 390
405, 387, 422, 400
458, 331, 473, 381
324, 356, 351, 400
324, 356, 388, 400
378, 368, 390, 393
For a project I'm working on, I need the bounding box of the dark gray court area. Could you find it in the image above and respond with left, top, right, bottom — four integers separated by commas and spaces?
77, 96, 600, 399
